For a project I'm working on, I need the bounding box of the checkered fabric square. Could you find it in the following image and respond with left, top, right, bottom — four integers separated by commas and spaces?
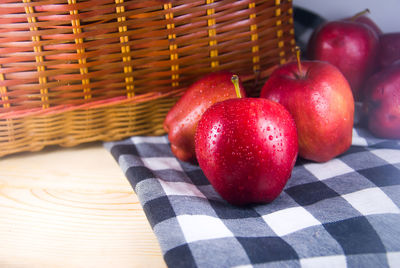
104, 127, 400, 268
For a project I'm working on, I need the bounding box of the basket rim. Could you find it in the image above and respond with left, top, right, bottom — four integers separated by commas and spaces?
0, 63, 283, 120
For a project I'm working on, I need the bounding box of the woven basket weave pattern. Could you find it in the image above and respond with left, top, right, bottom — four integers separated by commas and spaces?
0, 0, 294, 157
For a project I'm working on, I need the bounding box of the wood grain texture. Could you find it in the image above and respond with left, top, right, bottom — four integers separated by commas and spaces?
0, 144, 165, 268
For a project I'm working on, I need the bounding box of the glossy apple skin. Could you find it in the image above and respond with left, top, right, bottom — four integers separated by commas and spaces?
362, 63, 400, 139
195, 98, 298, 205
307, 21, 379, 100
260, 60, 354, 163
378, 33, 400, 70
164, 71, 246, 162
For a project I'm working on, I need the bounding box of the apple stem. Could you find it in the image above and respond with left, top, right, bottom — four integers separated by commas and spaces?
351, 8, 370, 21
295, 46, 303, 75
231, 75, 242, 98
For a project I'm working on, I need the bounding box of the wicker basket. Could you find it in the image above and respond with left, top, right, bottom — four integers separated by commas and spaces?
0, 0, 295, 157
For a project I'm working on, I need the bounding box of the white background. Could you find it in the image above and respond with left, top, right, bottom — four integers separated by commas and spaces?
293, 0, 400, 33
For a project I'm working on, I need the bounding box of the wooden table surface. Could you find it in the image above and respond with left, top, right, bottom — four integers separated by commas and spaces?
0, 143, 166, 268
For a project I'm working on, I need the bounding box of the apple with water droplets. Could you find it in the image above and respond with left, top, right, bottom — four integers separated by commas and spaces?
260, 48, 354, 162
307, 15, 379, 100
164, 71, 246, 163
362, 62, 400, 139
195, 76, 298, 205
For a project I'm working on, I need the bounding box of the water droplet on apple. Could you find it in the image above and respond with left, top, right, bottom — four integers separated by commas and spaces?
269, 135, 273, 140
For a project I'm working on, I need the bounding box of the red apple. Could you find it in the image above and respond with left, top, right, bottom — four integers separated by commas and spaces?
378, 33, 400, 70
307, 20, 379, 100
362, 63, 400, 139
260, 57, 354, 162
352, 16, 382, 36
195, 81, 298, 205
164, 71, 246, 162
345, 9, 382, 36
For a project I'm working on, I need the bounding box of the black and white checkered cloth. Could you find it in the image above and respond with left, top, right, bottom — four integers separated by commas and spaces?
104, 8, 399, 267
104, 126, 400, 268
